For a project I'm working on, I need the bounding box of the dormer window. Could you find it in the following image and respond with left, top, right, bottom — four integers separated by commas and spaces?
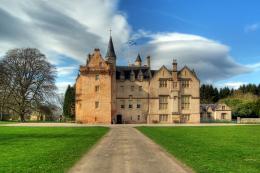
120, 71, 125, 81
138, 70, 143, 81
130, 70, 135, 81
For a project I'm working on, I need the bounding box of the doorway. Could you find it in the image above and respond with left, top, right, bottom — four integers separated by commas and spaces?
116, 114, 122, 124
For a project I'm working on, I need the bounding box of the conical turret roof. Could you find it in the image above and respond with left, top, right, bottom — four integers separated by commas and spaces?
106, 36, 116, 58
135, 54, 142, 62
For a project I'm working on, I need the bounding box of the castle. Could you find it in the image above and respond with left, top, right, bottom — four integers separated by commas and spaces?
75, 36, 200, 124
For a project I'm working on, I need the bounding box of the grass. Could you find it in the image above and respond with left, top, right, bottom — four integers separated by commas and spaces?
0, 126, 109, 173
137, 126, 260, 173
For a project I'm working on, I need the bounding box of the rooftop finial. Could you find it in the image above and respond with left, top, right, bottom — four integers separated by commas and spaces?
109, 27, 112, 37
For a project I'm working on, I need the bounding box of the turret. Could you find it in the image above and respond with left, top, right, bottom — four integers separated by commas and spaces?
106, 36, 116, 66
135, 54, 142, 67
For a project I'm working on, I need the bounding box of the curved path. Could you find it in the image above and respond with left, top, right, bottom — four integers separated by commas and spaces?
69, 126, 192, 173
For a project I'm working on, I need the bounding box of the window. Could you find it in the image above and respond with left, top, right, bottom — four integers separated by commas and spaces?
222, 106, 225, 110
139, 86, 142, 91
181, 96, 190, 110
159, 79, 167, 88
120, 100, 125, 109
181, 80, 189, 88
181, 114, 190, 122
95, 74, 99, 80
131, 86, 134, 91
95, 101, 99, 108
221, 113, 226, 120
159, 96, 168, 110
137, 115, 140, 121
95, 85, 100, 92
137, 100, 141, 108
159, 114, 168, 122
207, 112, 212, 119
128, 100, 133, 109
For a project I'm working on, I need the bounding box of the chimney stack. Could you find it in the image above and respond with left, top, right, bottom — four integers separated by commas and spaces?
147, 56, 151, 67
172, 59, 178, 81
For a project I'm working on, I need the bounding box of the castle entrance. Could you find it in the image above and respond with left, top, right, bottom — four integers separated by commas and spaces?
116, 114, 122, 124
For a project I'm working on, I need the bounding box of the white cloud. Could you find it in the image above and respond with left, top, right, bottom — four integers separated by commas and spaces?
245, 23, 259, 33
57, 66, 78, 76
218, 82, 248, 89
0, 0, 131, 64
126, 32, 251, 82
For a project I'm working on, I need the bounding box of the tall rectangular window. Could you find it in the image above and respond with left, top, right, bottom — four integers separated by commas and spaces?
159, 114, 168, 122
120, 100, 125, 109
159, 96, 168, 110
128, 100, 133, 109
159, 79, 167, 88
181, 96, 190, 110
137, 100, 141, 108
95, 101, 99, 109
95, 85, 100, 92
181, 80, 189, 88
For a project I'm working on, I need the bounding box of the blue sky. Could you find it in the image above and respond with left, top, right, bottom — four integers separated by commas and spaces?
119, 0, 260, 87
0, 0, 259, 92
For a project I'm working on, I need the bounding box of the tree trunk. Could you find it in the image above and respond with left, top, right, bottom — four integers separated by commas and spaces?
20, 114, 25, 122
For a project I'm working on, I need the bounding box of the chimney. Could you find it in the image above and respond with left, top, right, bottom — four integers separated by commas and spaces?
172, 59, 177, 71
172, 59, 178, 81
146, 56, 151, 67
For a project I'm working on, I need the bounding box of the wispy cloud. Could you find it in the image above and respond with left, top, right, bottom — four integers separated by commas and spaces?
245, 23, 259, 33
221, 82, 248, 89
57, 66, 78, 76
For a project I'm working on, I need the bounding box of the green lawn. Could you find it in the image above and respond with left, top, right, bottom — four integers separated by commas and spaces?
137, 126, 260, 173
0, 126, 109, 173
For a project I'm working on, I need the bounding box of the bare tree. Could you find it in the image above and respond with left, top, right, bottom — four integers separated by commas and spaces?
0, 48, 56, 122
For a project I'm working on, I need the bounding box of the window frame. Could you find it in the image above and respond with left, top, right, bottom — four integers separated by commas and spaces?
159, 95, 168, 110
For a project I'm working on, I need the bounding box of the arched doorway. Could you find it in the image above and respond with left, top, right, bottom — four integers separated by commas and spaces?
116, 114, 122, 124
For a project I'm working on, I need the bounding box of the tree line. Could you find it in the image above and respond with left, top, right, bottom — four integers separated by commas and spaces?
201, 84, 260, 118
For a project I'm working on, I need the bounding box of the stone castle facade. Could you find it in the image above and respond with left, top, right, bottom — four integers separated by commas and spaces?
75, 36, 200, 124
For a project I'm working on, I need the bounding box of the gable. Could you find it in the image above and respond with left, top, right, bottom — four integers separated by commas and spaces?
87, 49, 109, 69
152, 65, 172, 79
178, 66, 199, 82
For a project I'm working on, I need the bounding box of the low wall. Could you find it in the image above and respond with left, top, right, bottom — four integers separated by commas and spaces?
238, 118, 260, 124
